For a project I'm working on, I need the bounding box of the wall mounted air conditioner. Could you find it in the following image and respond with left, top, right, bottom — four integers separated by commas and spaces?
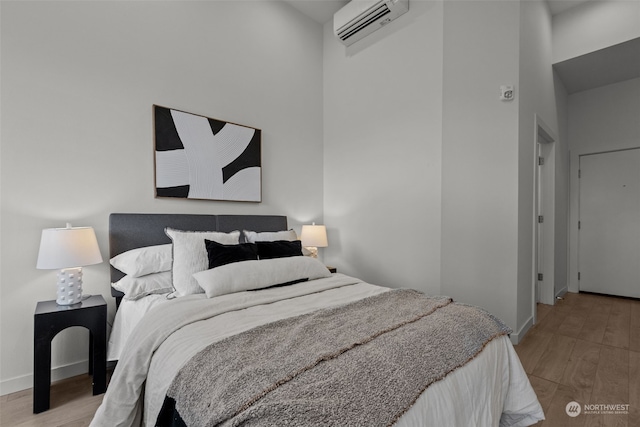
334, 0, 409, 46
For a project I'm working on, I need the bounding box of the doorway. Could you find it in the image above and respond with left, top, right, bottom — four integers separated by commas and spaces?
533, 115, 557, 324
578, 148, 640, 298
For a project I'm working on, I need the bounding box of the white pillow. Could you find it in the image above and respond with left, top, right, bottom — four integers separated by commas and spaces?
112, 271, 173, 300
165, 228, 240, 296
110, 244, 172, 277
193, 256, 332, 298
243, 229, 297, 243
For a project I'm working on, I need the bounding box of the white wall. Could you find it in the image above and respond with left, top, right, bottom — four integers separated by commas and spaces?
324, 0, 570, 344
552, 0, 640, 63
323, 1, 443, 295
568, 78, 640, 153
441, 0, 521, 336
552, 71, 569, 298
554, 0, 640, 296
0, 0, 324, 394
0, 0, 583, 396
517, 0, 566, 330
567, 78, 640, 293
325, 0, 569, 342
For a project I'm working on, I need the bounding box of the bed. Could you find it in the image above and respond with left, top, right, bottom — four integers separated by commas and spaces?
92, 213, 544, 427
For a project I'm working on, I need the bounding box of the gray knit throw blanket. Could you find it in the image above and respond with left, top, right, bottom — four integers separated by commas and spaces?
166, 289, 511, 427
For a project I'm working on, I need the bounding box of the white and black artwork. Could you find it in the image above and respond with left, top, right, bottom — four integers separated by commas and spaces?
154, 105, 261, 202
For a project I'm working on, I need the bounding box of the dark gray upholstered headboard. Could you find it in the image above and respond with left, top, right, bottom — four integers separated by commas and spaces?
109, 213, 288, 306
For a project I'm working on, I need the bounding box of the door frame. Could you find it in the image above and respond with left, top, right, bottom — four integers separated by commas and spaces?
532, 115, 557, 323
568, 143, 640, 293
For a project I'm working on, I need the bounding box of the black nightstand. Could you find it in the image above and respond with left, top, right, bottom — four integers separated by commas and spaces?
33, 295, 107, 413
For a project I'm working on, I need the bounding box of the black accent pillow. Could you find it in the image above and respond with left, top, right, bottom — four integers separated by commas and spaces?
256, 240, 303, 260
204, 240, 258, 269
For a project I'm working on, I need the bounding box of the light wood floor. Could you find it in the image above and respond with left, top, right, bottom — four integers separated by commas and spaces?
1, 292, 637, 426
0, 371, 112, 427
514, 292, 640, 427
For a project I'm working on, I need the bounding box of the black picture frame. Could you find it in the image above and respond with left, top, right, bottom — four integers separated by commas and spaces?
154, 105, 262, 202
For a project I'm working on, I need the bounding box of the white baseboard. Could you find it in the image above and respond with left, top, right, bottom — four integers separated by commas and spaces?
555, 286, 568, 299
0, 360, 88, 396
511, 315, 534, 345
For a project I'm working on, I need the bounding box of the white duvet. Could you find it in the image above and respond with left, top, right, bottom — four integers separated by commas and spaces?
94, 274, 544, 427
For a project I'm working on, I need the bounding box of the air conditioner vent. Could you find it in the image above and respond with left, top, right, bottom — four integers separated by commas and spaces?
334, 0, 409, 47
337, 4, 391, 42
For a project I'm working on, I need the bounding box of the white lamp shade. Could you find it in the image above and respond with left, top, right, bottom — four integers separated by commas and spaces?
300, 224, 328, 248
37, 225, 103, 270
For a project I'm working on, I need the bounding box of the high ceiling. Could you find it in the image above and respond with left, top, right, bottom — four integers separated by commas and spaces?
283, 0, 591, 25
546, 0, 591, 15
283, 0, 348, 25
284, 0, 638, 94
554, 37, 640, 94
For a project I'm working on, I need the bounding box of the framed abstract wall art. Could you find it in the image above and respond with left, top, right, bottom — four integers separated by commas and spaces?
154, 105, 262, 202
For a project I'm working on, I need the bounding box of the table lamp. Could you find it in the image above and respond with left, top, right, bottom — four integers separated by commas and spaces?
300, 223, 328, 259
36, 223, 103, 305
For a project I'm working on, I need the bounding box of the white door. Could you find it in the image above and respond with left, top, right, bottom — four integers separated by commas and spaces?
578, 148, 640, 298
534, 128, 555, 307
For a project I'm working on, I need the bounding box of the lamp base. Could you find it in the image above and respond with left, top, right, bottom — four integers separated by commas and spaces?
56, 267, 83, 305
305, 246, 318, 259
